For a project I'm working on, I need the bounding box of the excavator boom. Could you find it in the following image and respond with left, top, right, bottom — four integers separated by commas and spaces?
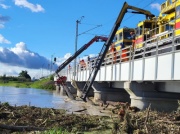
81, 2, 155, 101
55, 36, 108, 75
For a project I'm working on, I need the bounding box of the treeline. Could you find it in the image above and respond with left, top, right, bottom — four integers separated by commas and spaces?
0, 70, 31, 83
0, 75, 31, 83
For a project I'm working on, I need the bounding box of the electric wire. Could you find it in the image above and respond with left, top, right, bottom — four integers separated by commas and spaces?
75, 0, 162, 57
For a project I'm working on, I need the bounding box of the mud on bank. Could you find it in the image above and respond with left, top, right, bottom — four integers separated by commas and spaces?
0, 102, 180, 134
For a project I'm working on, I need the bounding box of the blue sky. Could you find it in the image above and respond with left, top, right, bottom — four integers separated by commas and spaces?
0, 0, 164, 78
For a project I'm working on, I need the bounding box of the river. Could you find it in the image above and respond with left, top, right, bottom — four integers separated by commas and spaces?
0, 86, 69, 109
0, 86, 110, 115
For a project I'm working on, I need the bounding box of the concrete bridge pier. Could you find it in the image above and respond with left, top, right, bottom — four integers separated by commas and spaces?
122, 82, 180, 112
55, 85, 66, 96
92, 82, 130, 103
55, 84, 60, 93
66, 82, 77, 94
71, 81, 94, 98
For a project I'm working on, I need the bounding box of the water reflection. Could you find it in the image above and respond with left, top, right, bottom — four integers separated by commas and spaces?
0, 86, 65, 109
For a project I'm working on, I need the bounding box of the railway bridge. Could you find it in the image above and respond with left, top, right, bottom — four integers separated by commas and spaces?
56, 30, 180, 112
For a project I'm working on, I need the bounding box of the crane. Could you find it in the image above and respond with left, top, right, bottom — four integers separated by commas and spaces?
55, 36, 108, 78
81, 2, 155, 101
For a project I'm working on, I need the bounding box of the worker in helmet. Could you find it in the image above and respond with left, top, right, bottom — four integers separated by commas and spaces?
130, 31, 135, 49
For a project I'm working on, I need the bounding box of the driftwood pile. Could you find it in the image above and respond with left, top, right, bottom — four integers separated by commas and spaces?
0, 102, 106, 133
0, 102, 180, 133
97, 101, 180, 134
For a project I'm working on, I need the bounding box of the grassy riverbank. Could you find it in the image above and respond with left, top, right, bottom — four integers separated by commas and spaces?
0, 76, 55, 90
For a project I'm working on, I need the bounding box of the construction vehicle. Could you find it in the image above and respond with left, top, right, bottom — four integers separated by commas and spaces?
134, 19, 158, 49
104, 27, 135, 64
131, 0, 177, 55
54, 36, 108, 84
81, 2, 156, 101
157, 0, 180, 43
133, 0, 180, 56
114, 27, 135, 50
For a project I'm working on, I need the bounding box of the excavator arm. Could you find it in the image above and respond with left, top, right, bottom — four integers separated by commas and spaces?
81, 2, 155, 101
126, 5, 155, 20
55, 36, 108, 76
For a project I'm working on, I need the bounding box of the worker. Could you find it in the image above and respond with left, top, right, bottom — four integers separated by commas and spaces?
110, 43, 117, 63
120, 43, 129, 62
130, 31, 136, 49
80, 59, 86, 70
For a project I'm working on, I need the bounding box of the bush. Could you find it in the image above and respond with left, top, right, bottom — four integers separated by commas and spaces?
50, 75, 54, 81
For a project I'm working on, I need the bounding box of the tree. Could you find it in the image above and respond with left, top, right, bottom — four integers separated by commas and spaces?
2, 74, 7, 83
19, 70, 31, 80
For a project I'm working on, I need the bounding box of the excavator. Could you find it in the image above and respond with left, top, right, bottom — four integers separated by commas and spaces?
55, 36, 108, 85
80, 2, 155, 101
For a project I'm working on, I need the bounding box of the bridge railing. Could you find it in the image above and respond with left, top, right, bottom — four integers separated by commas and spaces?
61, 28, 180, 81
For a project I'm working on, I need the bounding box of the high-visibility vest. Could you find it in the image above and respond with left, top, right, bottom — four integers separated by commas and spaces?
110, 47, 117, 63
121, 49, 128, 62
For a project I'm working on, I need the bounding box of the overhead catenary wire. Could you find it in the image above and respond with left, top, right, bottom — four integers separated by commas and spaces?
94, 0, 160, 37
75, 0, 160, 57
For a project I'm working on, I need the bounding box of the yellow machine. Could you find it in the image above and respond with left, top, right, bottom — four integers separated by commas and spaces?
135, 19, 158, 49
134, 0, 180, 49
105, 28, 134, 64
158, 0, 180, 37
114, 27, 134, 50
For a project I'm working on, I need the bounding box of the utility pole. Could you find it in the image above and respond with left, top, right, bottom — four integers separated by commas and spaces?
74, 16, 84, 79
73, 16, 102, 80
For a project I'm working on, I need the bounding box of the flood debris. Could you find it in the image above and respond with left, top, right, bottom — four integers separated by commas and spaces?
0, 102, 180, 133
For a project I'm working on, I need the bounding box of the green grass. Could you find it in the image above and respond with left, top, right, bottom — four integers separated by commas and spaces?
0, 80, 32, 88
0, 77, 55, 90
31, 78, 56, 90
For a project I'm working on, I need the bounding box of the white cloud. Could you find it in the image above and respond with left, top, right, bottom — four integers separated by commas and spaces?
14, 0, 45, 13
55, 53, 72, 66
10, 42, 28, 54
0, 34, 11, 44
0, 49, 99, 78
150, 3, 161, 11
0, 42, 57, 70
64, 53, 71, 59
0, 63, 49, 79
0, 3, 10, 9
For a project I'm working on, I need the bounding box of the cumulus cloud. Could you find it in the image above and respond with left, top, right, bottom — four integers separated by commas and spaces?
14, 0, 45, 12
0, 3, 10, 9
0, 42, 58, 70
150, 3, 161, 11
0, 34, 11, 44
64, 53, 71, 59
55, 53, 72, 65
